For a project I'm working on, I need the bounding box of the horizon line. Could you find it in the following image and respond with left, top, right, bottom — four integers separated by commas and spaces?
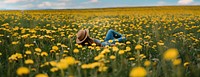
0, 5, 200, 10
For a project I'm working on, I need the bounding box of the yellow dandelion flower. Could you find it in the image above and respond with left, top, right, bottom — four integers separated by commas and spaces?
15, 53, 23, 59
81, 64, 88, 69
184, 62, 189, 67
52, 46, 59, 51
84, 42, 88, 45
110, 55, 116, 60
103, 48, 110, 53
157, 40, 164, 46
75, 60, 80, 64
61, 44, 68, 48
24, 44, 31, 47
163, 48, 179, 60
12, 41, 19, 45
57, 43, 61, 46
129, 58, 135, 60
16, 67, 30, 76
63, 50, 68, 53
126, 41, 131, 44
94, 56, 101, 61
152, 45, 157, 49
140, 54, 146, 59
50, 50, 56, 53
173, 59, 181, 66
77, 45, 83, 48
25, 59, 34, 65
64, 57, 76, 65
118, 50, 125, 55
41, 52, 48, 57
129, 67, 147, 77
115, 42, 120, 45
73, 48, 79, 53
144, 60, 151, 67
125, 46, 131, 52
31, 68, 36, 72
89, 62, 101, 69
157, 42, 164, 46
35, 48, 41, 52
96, 46, 101, 51
135, 44, 142, 50
144, 35, 151, 39
108, 40, 113, 43
112, 46, 119, 52
35, 73, 48, 77
98, 66, 108, 72
115, 39, 119, 42
92, 43, 96, 46
25, 50, 32, 55
50, 67, 59, 72
50, 61, 57, 66
56, 62, 68, 70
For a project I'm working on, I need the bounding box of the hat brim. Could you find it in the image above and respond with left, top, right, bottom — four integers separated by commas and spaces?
76, 29, 90, 44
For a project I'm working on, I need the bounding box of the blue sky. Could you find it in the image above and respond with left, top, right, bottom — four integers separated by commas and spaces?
0, 0, 199, 10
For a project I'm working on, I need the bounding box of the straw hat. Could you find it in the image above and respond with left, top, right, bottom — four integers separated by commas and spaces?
76, 29, 90, 44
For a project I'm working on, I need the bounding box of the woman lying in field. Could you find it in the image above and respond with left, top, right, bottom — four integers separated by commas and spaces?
76, 29, 126, 46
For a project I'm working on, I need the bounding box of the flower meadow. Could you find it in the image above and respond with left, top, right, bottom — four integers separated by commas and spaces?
0, 6, 200, 77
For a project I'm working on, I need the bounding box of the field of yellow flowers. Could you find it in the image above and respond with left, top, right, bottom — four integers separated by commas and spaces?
0, 6, 200, 77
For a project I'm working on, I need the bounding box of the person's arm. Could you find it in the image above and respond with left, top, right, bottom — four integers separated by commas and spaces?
93, 38, 102, 46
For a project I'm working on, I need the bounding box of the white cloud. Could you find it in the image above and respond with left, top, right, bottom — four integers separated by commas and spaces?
37, 0, 71, 9
30, 0, 37, 2
8, 4, 35, 10
157, 1, 166, 6
192, 2, 200, 5
38, 2, 52, 7
2, 0, 37, 4
58, 0, 71, 2
3, 0, 26, 3
82, 0, 99, 4
178, 0, 193, 5
90, 0, 99, 3
0, 0, 72, 9
0, 2, 6, 9
20, 4, 34, 8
